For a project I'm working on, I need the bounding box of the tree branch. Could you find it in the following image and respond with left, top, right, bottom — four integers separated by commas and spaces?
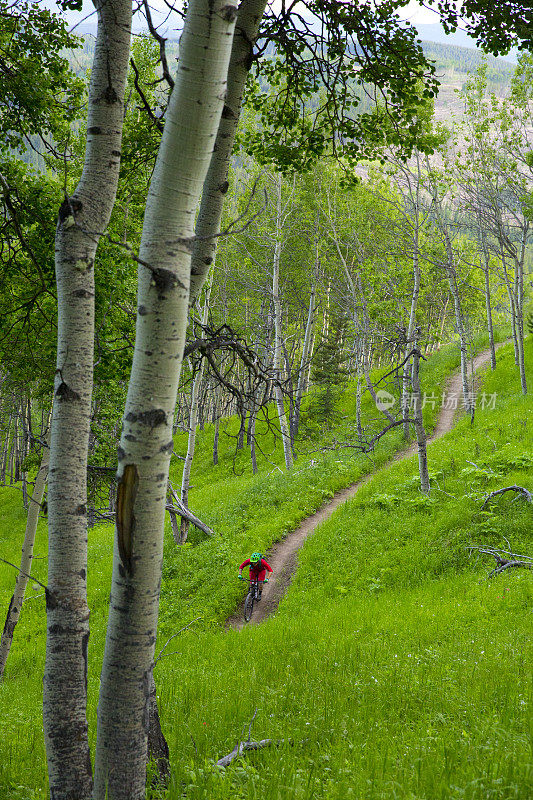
481, 485, 532, 509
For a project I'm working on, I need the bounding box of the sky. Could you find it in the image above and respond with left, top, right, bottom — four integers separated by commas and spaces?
41, 0, 446, 36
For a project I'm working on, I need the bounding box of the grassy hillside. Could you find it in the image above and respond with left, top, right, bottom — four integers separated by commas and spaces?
159, 338, 532, 800
0, 334, 530, 798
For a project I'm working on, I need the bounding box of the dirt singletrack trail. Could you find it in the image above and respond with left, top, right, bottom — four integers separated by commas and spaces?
227, 347, 497, 630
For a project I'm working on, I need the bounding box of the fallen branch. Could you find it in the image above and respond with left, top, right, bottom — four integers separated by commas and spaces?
216, 738, 283, 768
468, 545, 533, 578
166, 485, 217, 538
481, 485, 532, 509
88, 498, 217, 538
215, 707, 288, 768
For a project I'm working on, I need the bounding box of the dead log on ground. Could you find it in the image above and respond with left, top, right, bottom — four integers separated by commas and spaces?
481, 485, 532, 509
468, 545, 533, 578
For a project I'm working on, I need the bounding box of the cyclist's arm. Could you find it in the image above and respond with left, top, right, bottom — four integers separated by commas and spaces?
238, 559, 250, 578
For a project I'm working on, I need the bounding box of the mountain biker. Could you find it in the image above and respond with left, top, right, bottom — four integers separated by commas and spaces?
238, 552, 273, 600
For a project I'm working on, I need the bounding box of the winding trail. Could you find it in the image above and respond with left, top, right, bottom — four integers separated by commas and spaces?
227, 348, 497, 630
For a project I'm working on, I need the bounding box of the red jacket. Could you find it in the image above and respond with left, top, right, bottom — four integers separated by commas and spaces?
240, 558, 272, 582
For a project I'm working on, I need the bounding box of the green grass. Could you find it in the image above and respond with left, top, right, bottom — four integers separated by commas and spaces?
0, 330, 530, 799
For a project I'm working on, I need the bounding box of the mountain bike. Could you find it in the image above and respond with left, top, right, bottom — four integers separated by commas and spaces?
243, 578, 261, 622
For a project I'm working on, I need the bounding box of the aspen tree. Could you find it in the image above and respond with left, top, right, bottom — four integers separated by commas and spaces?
0, 424, 50, 678
271, 174, 294, 469
189, 0, 268, 303
43, 2, 132, 797
180, 273, 213, 543
94, 2, 238, 796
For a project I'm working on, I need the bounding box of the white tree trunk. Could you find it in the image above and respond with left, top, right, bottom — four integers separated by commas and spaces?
402, 188, 421, 440
514, 232, 528, 394
272, 177, 293, 470
43, 3, 132, 798
0, 425, 50, 678
94, 3, 238, 797
180, 276, 212, 543
430, 188, 473, 418
411, 347, 430, 495
293, 276, 317, 438
189, 0, 268, 302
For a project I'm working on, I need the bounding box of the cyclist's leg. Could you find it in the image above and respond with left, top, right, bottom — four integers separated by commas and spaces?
257, 580, 264, 600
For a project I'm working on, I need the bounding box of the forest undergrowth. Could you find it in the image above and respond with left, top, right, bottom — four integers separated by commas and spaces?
0, 333, 531, 799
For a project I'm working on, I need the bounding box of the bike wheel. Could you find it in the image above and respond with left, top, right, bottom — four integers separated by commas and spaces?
244, 591, 254, 622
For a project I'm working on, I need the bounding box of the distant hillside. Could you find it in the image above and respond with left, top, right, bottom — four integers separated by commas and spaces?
419, 40, 514, 120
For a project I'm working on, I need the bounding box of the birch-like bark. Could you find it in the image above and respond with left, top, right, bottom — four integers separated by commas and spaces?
479, 229, 497, 370
411, 347, 430, 495
189, 0, 268, 302
0, 426, 50, 678
43, 3, 132, 798
293, 276, 317, 439
430, 188, 473, 418
514, 229, 528, 394
94, 4, 238, 797
400, 155, 423, 439
180, 276, 212, 544
272, 177, 293, 470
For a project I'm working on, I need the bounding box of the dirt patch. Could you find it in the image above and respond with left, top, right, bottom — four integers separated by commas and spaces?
226, 347, 498, 630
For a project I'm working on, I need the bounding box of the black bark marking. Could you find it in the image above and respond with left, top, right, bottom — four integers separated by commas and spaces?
82, 631, 89, 694
87, 125, 102, 135
125, 434, 137, 442
159, 440, 173, 453
48, 623, 65, 635
150, 267, 187, 298
218, 180, 229, 194
55, 382, 81, 402
138, 305, 148, 316
79, 568, 86, 579
116, 464, 139, 575
76, 504, 86, 516
72, 289, 94, 298
111, 149, 121, 157
58, 197, 82, 224
126, 409, 167, 428
3, 594, 14, 636
117, 446, 126, 461
45, 588, 57, 610
104, 85, 119, 104
221, 103, 236, 119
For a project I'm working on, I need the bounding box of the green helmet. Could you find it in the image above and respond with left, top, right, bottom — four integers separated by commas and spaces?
250, 552, 262, 565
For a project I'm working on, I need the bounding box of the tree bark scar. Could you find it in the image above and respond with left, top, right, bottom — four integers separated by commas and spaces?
58, 197, 83, 227
3, 594, 14, 635
220, 4, 238, 22
125, 409, 167, 428
55, 381, 81, 402
116, 464, 139, 575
